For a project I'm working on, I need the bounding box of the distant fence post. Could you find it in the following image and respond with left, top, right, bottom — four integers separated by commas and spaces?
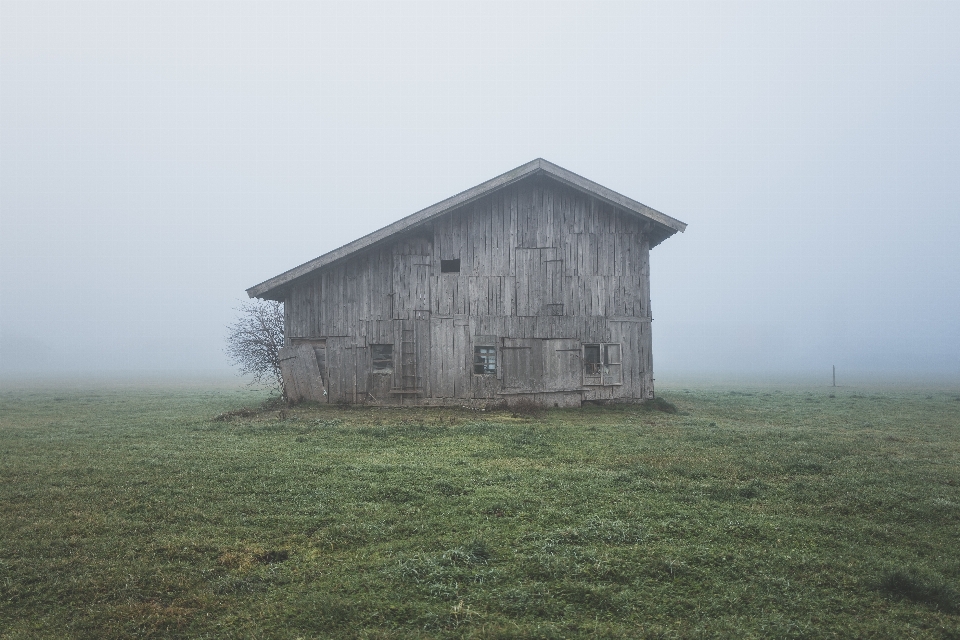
832, 365, 836, 387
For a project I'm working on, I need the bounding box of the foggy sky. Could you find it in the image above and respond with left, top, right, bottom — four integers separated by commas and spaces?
2, 1, 958, 379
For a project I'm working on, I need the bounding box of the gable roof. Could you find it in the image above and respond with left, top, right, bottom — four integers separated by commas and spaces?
247, 158, 687, 300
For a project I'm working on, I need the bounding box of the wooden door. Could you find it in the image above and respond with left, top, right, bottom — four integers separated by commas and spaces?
430, 317, 455, 397
542, 339, 581, 391
502, 338, 543, 391
515, 248, 563, 316
394, 254, 431, 317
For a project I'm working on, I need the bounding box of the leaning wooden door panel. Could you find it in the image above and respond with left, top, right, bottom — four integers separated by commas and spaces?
311, 343, 327, 383
280, 342, 326, 402
295, 342, 326, 401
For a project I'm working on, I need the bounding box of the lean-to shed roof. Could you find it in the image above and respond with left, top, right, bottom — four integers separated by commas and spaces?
247, 158, 686, 300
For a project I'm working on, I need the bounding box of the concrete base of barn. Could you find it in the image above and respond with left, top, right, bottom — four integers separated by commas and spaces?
280, 362, 655, 409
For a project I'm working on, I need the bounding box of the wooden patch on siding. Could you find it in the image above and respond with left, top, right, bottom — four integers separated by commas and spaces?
394, 254, 431, 317
542, 339, 582, 391
502, 338, 543, 391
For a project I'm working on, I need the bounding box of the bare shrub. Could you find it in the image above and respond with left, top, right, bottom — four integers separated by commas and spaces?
225, 299, 285, 397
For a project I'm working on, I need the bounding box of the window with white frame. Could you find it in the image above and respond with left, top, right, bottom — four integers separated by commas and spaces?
583, 343, 622, 385
473, 346, 497, 375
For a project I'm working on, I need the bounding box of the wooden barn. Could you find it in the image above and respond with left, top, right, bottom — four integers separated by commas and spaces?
247, 159, 686, 407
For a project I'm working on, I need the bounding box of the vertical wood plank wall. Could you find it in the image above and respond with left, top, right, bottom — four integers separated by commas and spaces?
284, 175, 656, 405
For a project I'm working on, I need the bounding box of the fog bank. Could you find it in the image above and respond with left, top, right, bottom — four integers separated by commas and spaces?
2, 1, 958, 378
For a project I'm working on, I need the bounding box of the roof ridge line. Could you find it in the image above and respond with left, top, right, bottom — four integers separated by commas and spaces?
246, 159, 686, 299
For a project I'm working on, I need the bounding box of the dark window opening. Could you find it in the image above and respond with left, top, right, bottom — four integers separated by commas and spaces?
474, 346, 497, 374
371, 344, 393, 371
584, 344, 602, 376
441, 259, 460, 273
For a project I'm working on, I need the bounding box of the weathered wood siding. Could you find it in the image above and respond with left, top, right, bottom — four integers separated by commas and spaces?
283, 175, 655, 405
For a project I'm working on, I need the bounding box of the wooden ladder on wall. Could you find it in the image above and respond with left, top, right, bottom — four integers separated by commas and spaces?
399, 318, 421, 396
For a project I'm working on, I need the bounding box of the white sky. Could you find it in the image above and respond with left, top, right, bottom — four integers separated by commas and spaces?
1, 1, 958, 378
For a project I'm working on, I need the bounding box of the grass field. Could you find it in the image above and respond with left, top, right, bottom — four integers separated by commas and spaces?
1, 378, 959, 638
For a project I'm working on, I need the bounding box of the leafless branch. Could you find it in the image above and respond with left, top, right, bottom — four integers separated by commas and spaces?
225, 299, 285, 397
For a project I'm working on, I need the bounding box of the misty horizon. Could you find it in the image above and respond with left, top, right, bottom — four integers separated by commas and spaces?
2, 2, 958, 381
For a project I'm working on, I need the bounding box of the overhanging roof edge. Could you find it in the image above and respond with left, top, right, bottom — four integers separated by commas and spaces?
537, 159, 687, 234
247, 158, 687, 299
246, 159, 543, 299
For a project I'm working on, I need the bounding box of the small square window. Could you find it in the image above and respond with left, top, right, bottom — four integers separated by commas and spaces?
473, 346, 496, 374
371, 344, 393, 371
441, 259, 460, 273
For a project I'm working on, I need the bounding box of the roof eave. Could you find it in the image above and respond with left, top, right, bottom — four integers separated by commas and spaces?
247, 159, 687, 299
536, 159, 687, 235
246, 159, 544, 299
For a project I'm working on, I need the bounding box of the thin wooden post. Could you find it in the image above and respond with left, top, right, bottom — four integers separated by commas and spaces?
832, 365, 836, 387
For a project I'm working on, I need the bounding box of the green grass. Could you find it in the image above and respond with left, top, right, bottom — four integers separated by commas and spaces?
1, 380, 959, 638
